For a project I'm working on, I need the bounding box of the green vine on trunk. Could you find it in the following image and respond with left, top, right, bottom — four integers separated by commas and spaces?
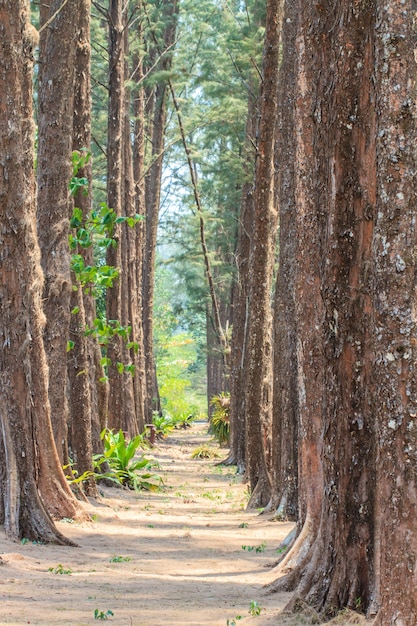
67, 150, 143, 380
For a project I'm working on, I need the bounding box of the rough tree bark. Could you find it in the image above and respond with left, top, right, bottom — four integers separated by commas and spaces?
0, 0, 77, 543
269, 2, 417, 622
105, 4, 147, 436
228, 6, 264, 473
71, 0, 108, 456
120, 20, 145, 435
206, 298, 230, 413
142, 0, 179, 421
269, 1, 375, 608
371, 3, 417, 622
244, 0, 282, 509
131, 1, 148, 435
35, 0, 86, 520
37, 0, 78, 463
67, 0, 99, 497
269, 0, 300, 521
268, 0, 325, 580
292, 4, 377, 613
106, 0, 130, 431
227, 95, 257, 469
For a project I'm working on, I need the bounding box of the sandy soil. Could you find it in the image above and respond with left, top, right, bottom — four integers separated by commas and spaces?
0, 422, 369, 626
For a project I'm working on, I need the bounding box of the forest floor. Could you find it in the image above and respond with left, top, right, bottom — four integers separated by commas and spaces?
0, 421, 370, 626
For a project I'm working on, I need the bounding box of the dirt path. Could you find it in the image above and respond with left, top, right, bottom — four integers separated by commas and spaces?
0, 423, 366, 626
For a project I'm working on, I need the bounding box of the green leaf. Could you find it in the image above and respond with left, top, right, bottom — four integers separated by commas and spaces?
125, 364, 136, 377
70, 207, 83, 228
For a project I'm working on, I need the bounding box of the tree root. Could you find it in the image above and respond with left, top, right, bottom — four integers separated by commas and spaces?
247, 477, 271, 509
282, 597, 321, 624
264, 518, 316, 595
215, 453, 236, 466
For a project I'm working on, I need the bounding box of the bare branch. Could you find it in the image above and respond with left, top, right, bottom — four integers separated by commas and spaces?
38, 0, 70, 34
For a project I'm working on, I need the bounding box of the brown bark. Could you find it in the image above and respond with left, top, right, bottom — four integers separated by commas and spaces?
228, 64, 260, 471
272, 0, 325, 577
244, 0, 282, 509
105, 5, 147, 436
227, 195, 253, 470
121, 21, 144, 436
37, 0, 77, 461
35, 0, 86, 520
269, 3, 417, 622
131, 6, 148, 436
142, 72, 164, 421
269, 0, 299, 520
293, 4, 377, 612
106, 0, 127, 430
206, 299, 230, 416
73, 1, 108, 455
67, 0, 98, 498
142, 0, 179, 421
270, 1, 374, 605
372, 3, 417, 622
0, 0, 76, 543
74, 2, 108, 448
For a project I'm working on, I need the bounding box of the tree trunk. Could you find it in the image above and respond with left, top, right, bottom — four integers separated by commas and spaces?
244, 0, 282, 509
293, 4, 377, 612
142, 77, 165, 420
106, 5, 147, 436
228, 1, 265, 472
36, 0, 76, 462
35, 0, 87, 520
269, 2, 417, 622
228, 80, 258, 471
106, 0, 127, 431
37, 0, 77, 461
72, 0, 108, 456
206, 298, 230, 416
121, 21, 144, 436
0, 0, 77, 543
273, 0, 325, 581
131, 4, 148, 436
269, 1, 374, 605
75, 5, 108, 453
142, 0, 179, 421
269, 0, 299, 520
371, 3, 417, 621
67, 0, 98, 498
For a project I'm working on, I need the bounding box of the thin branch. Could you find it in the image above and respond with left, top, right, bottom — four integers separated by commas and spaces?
129, 38, 178, 83
92, 76, 110, 93
38, 0, 70, 34
91, 134, 107, 158
92, 1, 109, 21
250, 57, 264, 84
141, 0, 228, 358
168, 79, 228, 358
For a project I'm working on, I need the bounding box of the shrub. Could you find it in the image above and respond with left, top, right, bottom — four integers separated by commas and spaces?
209, 392, 230, 445
93, 429, 162, 491
152, 413, 175, 438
